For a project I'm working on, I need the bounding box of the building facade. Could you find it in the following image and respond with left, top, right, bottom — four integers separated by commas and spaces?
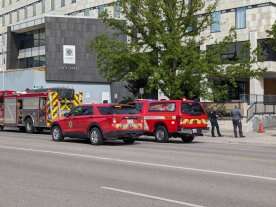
1, 0, 276, 103
203, 0, 276, 103
0, 0, 128, 103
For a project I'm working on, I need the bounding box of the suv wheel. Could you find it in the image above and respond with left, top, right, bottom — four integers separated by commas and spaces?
89, 127, 104, 145
51, 126, 64, 142
123, 138, 135, 144
155, 125, 169, 143
181, 134, 194, 143
25, 118, 36, 133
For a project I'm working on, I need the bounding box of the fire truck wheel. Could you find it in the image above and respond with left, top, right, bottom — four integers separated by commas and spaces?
51, 126, 64, 142
155, 125, 169, 143
181, 134, 194, 143
25, 118, 36, 133
123, 138, 135, 144
89, 127, 104, 145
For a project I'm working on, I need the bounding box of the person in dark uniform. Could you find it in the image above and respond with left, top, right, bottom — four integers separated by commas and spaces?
209, 109, 222, 137
231, 105, 245, 138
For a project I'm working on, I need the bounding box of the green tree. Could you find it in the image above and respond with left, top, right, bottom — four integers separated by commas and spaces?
91, 0, 265, 100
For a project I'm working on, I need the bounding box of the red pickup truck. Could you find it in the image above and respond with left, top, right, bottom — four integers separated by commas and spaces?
130, 99, 208, 143
51, 104, 144, 145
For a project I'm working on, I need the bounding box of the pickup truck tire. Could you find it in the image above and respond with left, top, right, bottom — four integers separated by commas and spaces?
51, 125, 64, 142
181, 134, 194, 143
89, 127, 104, 145
155, 125, 169, 143
123, 138, 135, 144
25, 118, 36, 134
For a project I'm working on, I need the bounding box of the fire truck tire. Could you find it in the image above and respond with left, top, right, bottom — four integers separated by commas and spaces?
24, 118, 37, 134
51, 126, 64, 142
155, 125, 169, 143
123, 138, 135, 144
181, 134, 194, 143
89, 127, 104, 145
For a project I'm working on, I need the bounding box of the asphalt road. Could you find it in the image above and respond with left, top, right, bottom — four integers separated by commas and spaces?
0, 130, 276, 207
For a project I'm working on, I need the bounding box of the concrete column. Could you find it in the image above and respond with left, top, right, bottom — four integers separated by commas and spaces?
249, 31, 264, 103
250, 78, 264, 102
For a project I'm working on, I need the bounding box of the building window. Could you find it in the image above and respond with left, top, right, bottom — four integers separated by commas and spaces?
16, 10, 19, 22
9, 0, 11, 5
24, 7, 27, 19
2, 0, 5, 8
207, 41, 250, 64
9, 13, 12, 24
114, 1, 121, 18
211, 11, 220, 33
51, 0, 55, 10
98, 5, 105, 16
1, 16, 5, 26
258, 39, 276, 61
42, 0, 45, 13
84, 9, 89, 16
19, 55, 46, 68
61, 0, 65, 7
236, 7, 246, 29
72, 0, 76, 3
33, 4, 36, 17
18, 29, 46, 50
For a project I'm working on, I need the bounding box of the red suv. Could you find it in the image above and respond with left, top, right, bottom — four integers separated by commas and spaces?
51, 104, 144, 145
130, 99, 208, 143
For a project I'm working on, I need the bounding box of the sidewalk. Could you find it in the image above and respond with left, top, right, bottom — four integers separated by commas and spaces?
198, 128, 276, 145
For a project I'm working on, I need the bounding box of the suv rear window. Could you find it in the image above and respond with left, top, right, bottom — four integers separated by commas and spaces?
113, 105, 139, 114
149, 102, 176, 112
182, 102, 204, 116
98, 105, 139, 115
98, 106, 113, 115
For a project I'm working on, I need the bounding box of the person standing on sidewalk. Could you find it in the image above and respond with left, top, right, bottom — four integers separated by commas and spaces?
231, 105, 245, 138
209, 109, 222, 137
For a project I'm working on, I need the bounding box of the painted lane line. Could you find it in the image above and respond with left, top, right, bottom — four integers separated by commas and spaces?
1, 145, 276, 182
101, 186, 207, 207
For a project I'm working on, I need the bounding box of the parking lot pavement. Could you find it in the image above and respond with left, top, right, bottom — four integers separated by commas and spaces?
0, 130, 276, 207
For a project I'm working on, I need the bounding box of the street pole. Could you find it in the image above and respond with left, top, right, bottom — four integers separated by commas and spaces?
1, 41, 4, 90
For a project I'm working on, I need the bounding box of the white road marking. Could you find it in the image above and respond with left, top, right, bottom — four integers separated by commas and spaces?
0, 144, 276, 182
101, 186, 207, 207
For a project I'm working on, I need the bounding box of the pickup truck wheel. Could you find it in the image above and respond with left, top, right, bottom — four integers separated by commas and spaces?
89, 127, 104, 145
155, 125, 169, 143
51, 126, 64, 142
181, 134, 194, 143
25, 118, 36, 133
123, 138, 135, 144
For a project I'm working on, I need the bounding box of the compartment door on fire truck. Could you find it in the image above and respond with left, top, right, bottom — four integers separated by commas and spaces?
4, 98, 17, 124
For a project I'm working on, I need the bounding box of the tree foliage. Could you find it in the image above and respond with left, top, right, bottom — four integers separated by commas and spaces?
91, 0, 265, 100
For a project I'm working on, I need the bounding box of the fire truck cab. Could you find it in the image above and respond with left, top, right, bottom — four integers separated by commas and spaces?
131, 99, 208, 143
0, 88, 83, 133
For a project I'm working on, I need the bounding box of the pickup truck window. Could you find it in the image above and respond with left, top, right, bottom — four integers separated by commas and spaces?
182, 102, 204, 116
149, 102, 176, 112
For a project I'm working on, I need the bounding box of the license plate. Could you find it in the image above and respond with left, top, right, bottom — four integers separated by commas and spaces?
192, 129, 197, 133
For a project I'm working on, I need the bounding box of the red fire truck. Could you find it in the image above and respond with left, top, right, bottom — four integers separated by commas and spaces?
0, 88, 83, 133
130, 99, 209, 143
